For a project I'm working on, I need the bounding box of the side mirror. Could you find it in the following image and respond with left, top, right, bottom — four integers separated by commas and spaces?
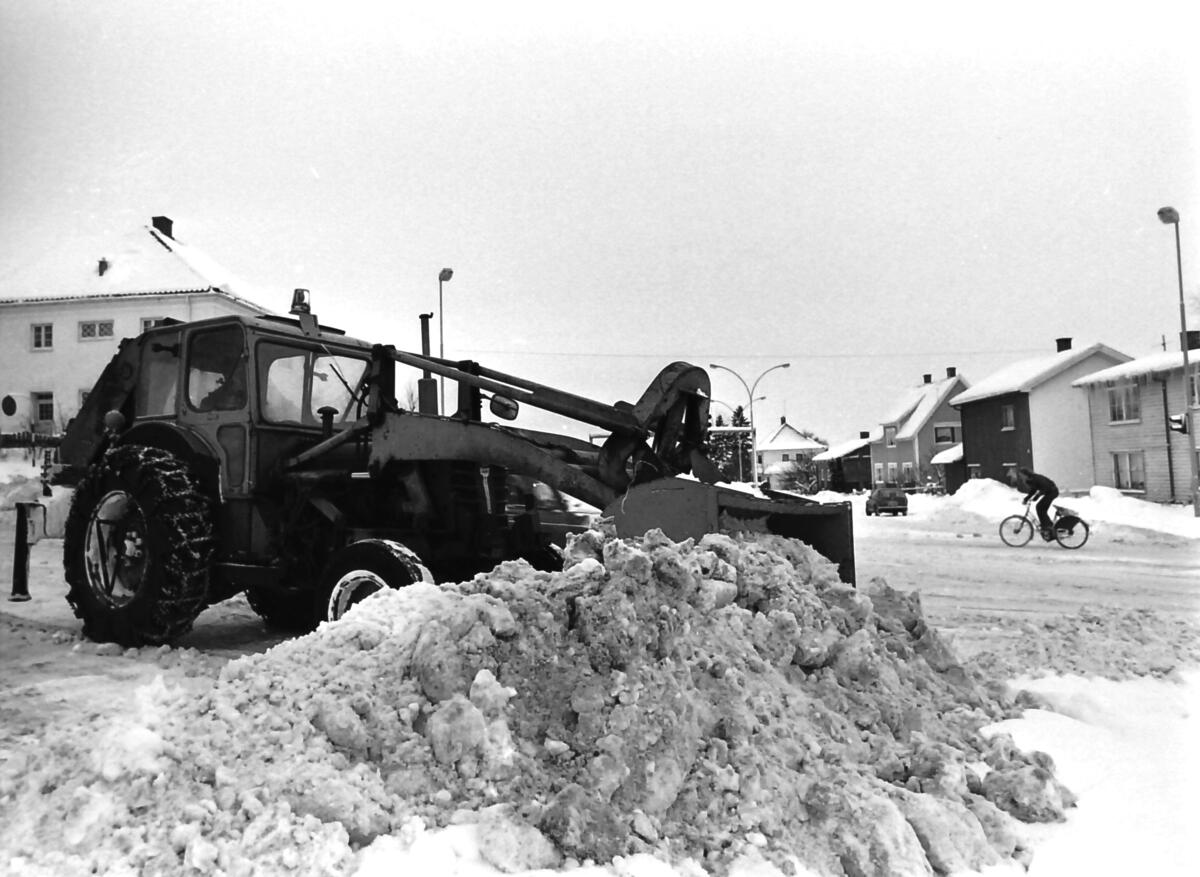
489, 395, 519, 421
1, 395, 15, 417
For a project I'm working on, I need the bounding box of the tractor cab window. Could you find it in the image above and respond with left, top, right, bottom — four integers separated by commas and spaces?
187, 326, 248, 412
257, 341, 368, 425
135, 331, 181, 416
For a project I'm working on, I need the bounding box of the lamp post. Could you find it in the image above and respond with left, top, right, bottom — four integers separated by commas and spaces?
1157, 207, 1200, 516
438, 268, 453, 414
708, 362, 790, 485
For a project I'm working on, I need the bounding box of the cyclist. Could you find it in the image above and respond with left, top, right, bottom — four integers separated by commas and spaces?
1018, 466, 1059, 541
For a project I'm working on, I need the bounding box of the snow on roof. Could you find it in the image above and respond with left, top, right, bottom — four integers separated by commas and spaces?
0, 221, 273, 311
894, 375, 967, 441
930, 442, 963, 465
813, 433, 876, 461
1072, 349, 1198, 386
950, 343, 1130, 406
757, 421, 825, 453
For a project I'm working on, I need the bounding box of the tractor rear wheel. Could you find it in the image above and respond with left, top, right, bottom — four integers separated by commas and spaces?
63, 445, 214, 646
316, 539, 431, 624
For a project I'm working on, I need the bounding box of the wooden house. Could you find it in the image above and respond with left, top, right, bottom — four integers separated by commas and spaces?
1070, 335, 1199, 502
813, 430, 876, 492
949, 338, 1130, 492
870, 367, 969, 487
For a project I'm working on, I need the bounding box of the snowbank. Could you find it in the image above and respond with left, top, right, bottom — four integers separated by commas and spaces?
1, 529, 1078, 877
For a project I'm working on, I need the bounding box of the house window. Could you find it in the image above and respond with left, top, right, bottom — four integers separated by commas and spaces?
887, 462, 897, 483
1112, 451, 1145, 492
32, 392, 54, 424
901, 462, 914, 484
32, 323, 53, 349
874, 463, 884, 484
79, 320, 115, 341
141, 317, 169, 333
782, 453, 790, 462
1000, 404, 1015, 431
1106, 381, 1140, 423
933, 424, 958, 444
885, 426, 897, 447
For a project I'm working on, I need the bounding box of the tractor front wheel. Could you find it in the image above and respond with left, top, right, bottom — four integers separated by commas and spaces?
316, 539, 431, 624
63, 445, 214, 646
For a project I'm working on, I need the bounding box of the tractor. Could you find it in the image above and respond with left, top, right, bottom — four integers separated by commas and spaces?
4, 292, 855, 646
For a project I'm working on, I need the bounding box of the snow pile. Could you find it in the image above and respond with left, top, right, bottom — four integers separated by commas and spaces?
0, 529, 1080, 877
0, 455, 41, 507
968, 606, 1200, 683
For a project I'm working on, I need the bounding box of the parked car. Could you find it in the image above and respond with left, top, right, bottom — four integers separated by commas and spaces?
865, 483, 908, 516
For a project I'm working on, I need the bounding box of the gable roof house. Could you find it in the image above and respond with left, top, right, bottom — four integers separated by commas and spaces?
756, 418, 826, 489
870, 367, 969, 488
1070, 333, 1199, 503
813, 430, 877, 493
0, 217, 272, 433
949, 338, 1131, 492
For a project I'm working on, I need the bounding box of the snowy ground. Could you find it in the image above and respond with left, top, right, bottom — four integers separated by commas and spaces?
1, 455, 1198, 876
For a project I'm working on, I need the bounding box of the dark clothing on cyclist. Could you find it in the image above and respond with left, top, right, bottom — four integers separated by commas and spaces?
1019, 468, 1059, 538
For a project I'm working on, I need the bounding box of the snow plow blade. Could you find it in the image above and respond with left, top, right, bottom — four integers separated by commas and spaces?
603, 478, 856, 585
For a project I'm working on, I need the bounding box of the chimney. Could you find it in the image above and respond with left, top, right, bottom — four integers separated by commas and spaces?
151, 216, 174, 238
1182, 330, 1200, 350
946, 366, 957, 378
922, 373, 932, 384
859, 431, 870, 439
780, 415, 786, 425
1055, 337, 1072, 352
97, 258, 109, 277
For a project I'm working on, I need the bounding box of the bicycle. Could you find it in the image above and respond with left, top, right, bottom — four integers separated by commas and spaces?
999, 501, 1090, 549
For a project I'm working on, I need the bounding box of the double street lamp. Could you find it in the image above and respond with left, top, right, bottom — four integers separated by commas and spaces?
708, 362, 790, 484
1157, 207, 1200, 516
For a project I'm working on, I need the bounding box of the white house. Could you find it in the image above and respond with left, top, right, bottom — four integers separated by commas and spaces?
756, 418, 826, 489
0, 217, 272, 433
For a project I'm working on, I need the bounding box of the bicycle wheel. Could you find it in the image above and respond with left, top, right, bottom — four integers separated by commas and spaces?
1054, 515, 1089, 549
999, 515, 1034, 547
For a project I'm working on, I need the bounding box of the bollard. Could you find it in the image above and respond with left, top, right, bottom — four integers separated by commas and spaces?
10, 501, 45, 602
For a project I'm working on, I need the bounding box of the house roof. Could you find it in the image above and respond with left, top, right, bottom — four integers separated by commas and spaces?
949, 343, 1130, 406
1071, 349, 1198, 386
876, 374, 968, 442
930, 442, 963, 465
758, 421, 826, 453
0, 220, 272, 312
813, 432, 878, 462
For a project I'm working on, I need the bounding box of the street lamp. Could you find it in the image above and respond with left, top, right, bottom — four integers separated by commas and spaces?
1157, 207, 1200, 516
438, 268, 453, 414
708, 362, 790, 485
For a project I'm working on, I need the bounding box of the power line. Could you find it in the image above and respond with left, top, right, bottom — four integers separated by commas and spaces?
459, 347, 1048, 361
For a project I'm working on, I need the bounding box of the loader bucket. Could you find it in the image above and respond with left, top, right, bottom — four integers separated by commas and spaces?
604, 478, 856, 585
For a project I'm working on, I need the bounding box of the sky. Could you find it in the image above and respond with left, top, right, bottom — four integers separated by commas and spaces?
2, 1, 1198, 443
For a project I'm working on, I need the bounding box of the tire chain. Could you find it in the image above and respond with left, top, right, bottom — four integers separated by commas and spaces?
71, 445, 215, 644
